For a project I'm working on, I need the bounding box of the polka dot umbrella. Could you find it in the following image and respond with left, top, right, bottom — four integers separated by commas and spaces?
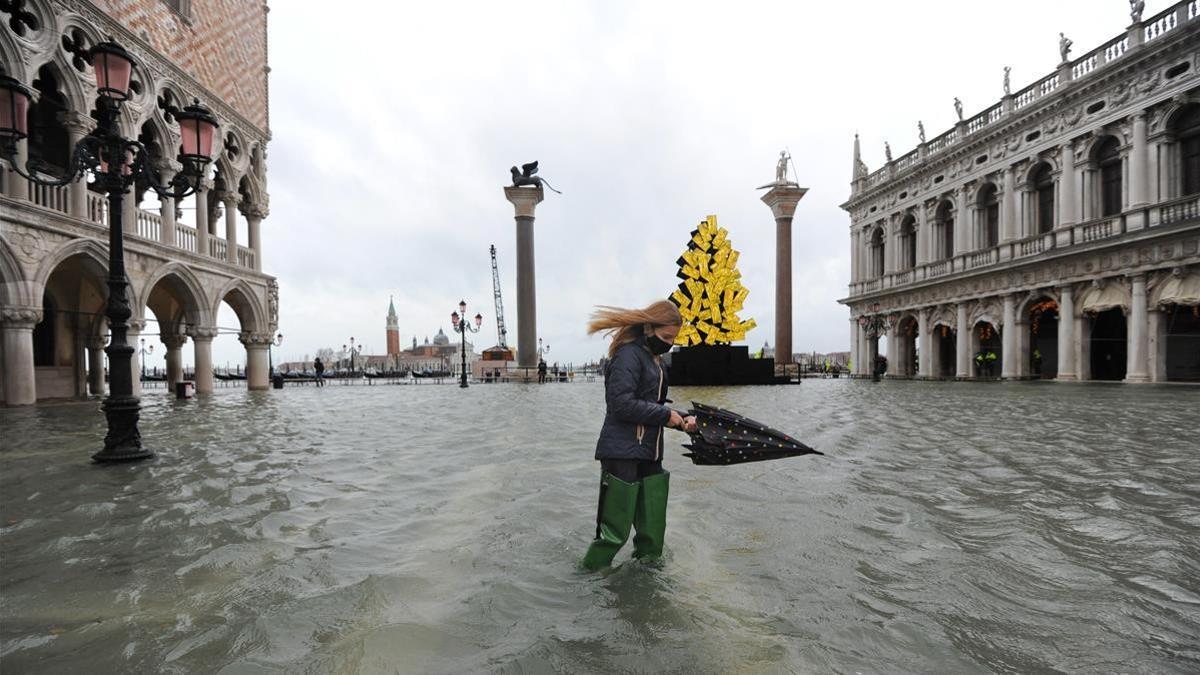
682, 402, 822, 465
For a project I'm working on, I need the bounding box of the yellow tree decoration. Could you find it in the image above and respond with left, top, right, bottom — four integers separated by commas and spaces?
669, 215, 757, 346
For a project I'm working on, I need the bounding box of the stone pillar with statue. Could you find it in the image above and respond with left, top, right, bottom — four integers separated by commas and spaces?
505, 161, 558, 372
758, 150, 808, 368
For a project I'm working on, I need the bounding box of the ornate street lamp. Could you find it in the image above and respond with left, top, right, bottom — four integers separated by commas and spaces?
1, 41, 219, 463
857, 302, 894, 383
139, 338, 154, 380
450, 300, 482, 389
537, 337, 549, 360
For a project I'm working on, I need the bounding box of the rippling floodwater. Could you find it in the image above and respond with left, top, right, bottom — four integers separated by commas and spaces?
2, 380, 1198, 673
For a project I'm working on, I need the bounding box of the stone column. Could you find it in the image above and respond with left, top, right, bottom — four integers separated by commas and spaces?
1001, 294, 1017, 379
850, 227, 860, 282
916, 206, 930, 266
1001, 166, 1017, 244
955, 304, 970, 378
1128, 112, 1149, 229
222, 191, 240, 265
858, 321, 870, 377
241, 332, 271, 391
1125, 274, 1150, 383
192, 328, 217, 393
849, 318, 859, 376
195, 178, 212, 257
87, 334, 107, 397
162, 333, 187, 388
760, 185, 807, 366
128, 319, 144, 398
0, 307, 41, 405
918, 308, 932, 378
1057, 141, 1077, 246
1057, 285, 1077, 380
5, 136, 30, 200
503, 185, 545, 369
244, 204, 266, 272
155, 160, 180, 247
954, 185, 970, 256
885, 323, 899, 376
60, 112, 95, 220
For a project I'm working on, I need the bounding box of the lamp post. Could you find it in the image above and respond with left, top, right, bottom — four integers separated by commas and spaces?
268, 332, 283, 375
450, 299, 482, 389
857, 302, 893, 383
139, 338, 154, 380
1, 42, 218, 463
537, 337, 549, 360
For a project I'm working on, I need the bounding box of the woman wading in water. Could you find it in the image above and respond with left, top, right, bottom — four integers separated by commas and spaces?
582, 300, 696, 570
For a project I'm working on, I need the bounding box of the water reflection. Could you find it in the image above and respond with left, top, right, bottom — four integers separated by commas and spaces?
1, 381, 1198, 672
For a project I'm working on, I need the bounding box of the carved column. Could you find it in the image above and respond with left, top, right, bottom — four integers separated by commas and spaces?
885, 321, 899, 376
1057, 141, 1077, 247
1057, 285, 1078, 381
916, 205, 930, 266
1001, 294, 1017, 379
955, 303, 970, 378
0, 307, 42, 405
243, 203, 267, 272
87, 334, 107, 397
849, 226, 860, 282
1128, 112, 1150, 229
918, 308, 932, 378
162, 333, 188, 388
154, 160, 181, 247
241, 332, 272, 391
60, 111, 96, 220
221, 191, 240, 265
504, 185, 544, 370
954, 185, 970, 257
195, 178, 212, 257
849, 318, 860, 377
191, 327, 217, 393
1125, 274, 1150, 383
760, 185, 807, 365
1001, 166, 1018, 244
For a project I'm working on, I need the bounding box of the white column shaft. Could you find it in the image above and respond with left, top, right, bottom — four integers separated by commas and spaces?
1126, 275, 1150, 382
1057, 287, 1077, 380
1, 325, 37, 405
1001, 295, 1017, 378
955, 304, 970, 378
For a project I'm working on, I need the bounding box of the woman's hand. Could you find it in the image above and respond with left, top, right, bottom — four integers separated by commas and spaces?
682, 416, 697, 433
668, 410, 684, 429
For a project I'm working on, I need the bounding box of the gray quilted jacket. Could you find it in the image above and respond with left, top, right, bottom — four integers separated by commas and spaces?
594, 341, 672, 461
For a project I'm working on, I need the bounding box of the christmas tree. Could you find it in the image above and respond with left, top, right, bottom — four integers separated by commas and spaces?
669, 215, 757, 346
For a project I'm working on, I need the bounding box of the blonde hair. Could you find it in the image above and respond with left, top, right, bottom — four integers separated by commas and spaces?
587, 300, 682, 358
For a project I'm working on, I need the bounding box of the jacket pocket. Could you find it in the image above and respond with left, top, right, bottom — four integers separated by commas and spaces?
636, 424, 645, 444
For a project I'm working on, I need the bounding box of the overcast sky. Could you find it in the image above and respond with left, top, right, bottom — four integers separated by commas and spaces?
205, 0, 1153, 367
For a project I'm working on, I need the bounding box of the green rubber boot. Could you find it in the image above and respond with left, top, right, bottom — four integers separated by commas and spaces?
632, 471, 670, 561
581, 473, 640, 570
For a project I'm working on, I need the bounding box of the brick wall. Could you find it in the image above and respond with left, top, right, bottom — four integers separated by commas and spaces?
92, 0, 269, 134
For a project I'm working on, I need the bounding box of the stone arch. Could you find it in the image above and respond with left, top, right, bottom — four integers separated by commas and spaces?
0, 21, 29, 82
1015, 288, 1060, 318
0, 236, 32, 307
211, 278, 267, 335
219, 125, 251, 175
134, 262, 211, 328
5, 0, 56, 52
237, 172, 263, 211
969, 299, 1002, 329
28, 51, 90, 120
33, 238, 108, 291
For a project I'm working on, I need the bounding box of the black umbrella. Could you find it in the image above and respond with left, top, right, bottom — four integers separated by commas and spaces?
681, 402, 822, 465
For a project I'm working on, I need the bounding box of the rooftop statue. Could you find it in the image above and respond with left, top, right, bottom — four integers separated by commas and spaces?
1003, 66, 1011, 95
954, 97, 964, 121
884, 142, 893, 163
756, 150, 798, 189
1130, 0, 1145, 24
509, 161, 561, 194
1059, 32, 1073, 63
918, 121, 926, 144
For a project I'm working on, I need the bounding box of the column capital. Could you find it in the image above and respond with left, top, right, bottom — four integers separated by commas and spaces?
0, 306, 43, 328
240, 201, 269, 220
239, 331, 275, 347
161, 333, 188, 349
57, 110, 96, 138
504, 185, 544, 217
197, 177, 215, 192
215, 190, 241, 206
86, 334, 108, 350
759, 185, 808, 219
128, 318, 146, 333
189, 326, 219, 341
150, 157, 183, 178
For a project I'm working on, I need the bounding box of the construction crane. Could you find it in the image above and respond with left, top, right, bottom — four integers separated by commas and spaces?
490, 245, 510, 350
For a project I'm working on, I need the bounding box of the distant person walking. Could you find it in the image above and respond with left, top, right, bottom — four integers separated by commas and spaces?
537, 359, 548, 384
580, 300, 696, 571
313, 357, 326, 386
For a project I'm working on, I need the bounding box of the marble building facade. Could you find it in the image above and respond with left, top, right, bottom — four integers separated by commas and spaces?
1, 0, 276, 404
841, 1, 1200, 383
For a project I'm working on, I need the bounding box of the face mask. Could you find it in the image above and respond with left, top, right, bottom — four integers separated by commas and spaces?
646, 333, 672, 355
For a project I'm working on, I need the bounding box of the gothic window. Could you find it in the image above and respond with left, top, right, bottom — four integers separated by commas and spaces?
1174, 104, 1200, 196
28, 66, 70, 175
1096, 136, 1122, 217
900, 215, 917, 270
936, 200, 954, 260
977, 183, 999, 248
1033, 163, 1055, 234
869, 227, 885, 278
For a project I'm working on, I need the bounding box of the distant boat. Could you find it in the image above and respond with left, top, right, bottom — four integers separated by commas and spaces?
411, 369, 451, 379
214, 372, 246, 381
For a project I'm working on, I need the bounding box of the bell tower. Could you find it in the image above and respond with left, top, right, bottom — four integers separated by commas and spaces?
386, 296, 400, 356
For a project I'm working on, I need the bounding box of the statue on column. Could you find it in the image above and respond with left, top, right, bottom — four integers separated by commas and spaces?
1059, 32, 1073, 62
953, 97, 964, 121
1130, 0, 1145, 23
509, 161, 561, 194
917, 121, 926, 144
1003, 66, 1011, 95
884, 142, 893, 163
757, 150, 798, 189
